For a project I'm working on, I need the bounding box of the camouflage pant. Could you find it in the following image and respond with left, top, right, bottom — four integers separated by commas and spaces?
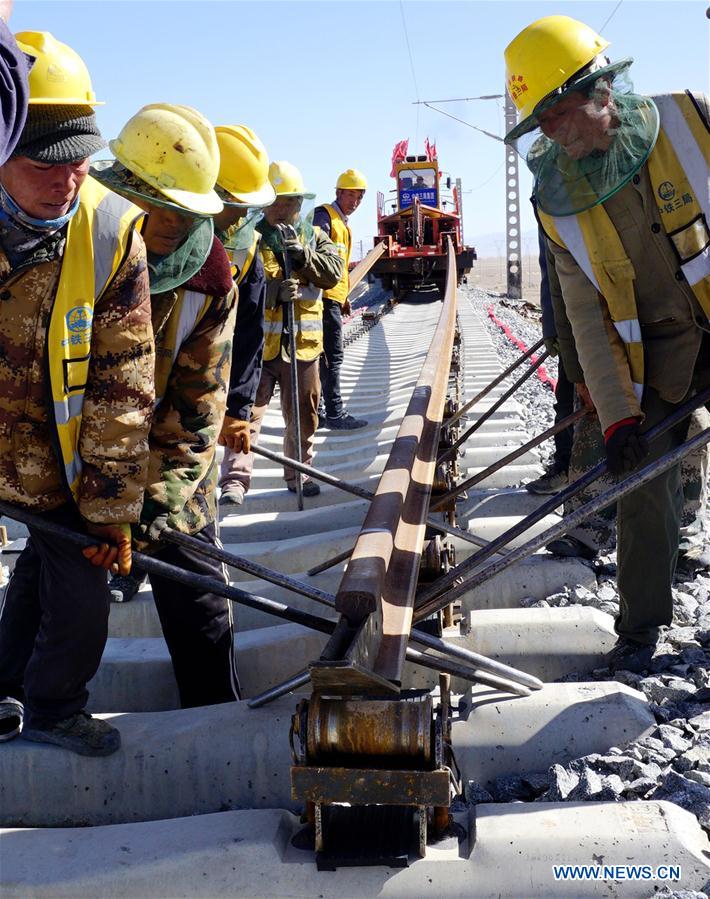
565, 405, 709, 553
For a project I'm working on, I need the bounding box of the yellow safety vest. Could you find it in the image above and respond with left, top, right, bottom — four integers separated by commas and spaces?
47, 175, 144, 498
539, 92, 710, 402
321, 203, 351, 304
261, 228, 324, 362
153, 289, 212, 403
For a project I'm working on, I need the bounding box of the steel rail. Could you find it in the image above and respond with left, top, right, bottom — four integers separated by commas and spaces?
431, 408, 587, 511
417, 384, 710, 614
444, 336, 545, 428
347, 241, 386, 294
415, 426, 710, 623
309, 239, 460, 695
437, 348, 551, 466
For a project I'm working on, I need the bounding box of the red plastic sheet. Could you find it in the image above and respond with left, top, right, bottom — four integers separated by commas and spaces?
487, 305, 557, 392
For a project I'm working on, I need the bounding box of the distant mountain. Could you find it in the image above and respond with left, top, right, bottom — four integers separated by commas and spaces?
466, 229, 540, 258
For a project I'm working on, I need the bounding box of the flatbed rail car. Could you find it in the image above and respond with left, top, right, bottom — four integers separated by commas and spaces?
372, 152, 476, 297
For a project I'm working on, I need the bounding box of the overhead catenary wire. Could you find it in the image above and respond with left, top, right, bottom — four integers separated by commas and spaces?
598, 0, 624, 34
419, 102, 505, 143
399, 0, 421, 145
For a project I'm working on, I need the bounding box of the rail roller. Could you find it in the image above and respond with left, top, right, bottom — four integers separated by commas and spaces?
290, 689, 458, 869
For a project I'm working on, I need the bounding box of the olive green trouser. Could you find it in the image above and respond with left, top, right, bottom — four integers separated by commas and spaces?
616, 387, 702, 645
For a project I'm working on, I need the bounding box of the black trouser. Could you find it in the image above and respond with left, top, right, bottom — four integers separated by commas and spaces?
319, 298, 345, 419
147, 522, 240, 708
0, 504, 110, 728
553, 355, 574, 471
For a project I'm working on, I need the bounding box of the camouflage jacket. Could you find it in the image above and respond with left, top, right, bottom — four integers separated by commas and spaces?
140, 236, 236, 539
0, 230, 155, 522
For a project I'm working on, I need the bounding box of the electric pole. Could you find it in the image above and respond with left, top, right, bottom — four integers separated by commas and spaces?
504, 91, 522, 299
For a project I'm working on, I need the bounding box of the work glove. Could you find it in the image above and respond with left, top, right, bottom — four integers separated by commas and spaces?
278, 277, 300, 304
604, 418, 648, 476
279, 224, 306, 269
82, 522, 133, 576
219, 415, 251, 454
543, 336, 559, 357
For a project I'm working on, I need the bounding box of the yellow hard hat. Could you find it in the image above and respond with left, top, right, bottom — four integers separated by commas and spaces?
110, 104, 222, 216
504, 16, 609, 121
215, 125, 276, 207
15, 31, 104, 106
336, 169, 368, 191
268, 160, 315, 200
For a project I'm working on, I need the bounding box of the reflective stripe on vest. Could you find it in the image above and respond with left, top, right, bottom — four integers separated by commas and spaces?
154, 288, 212, 404
321, 204, 351, 303
47, 176, 144, 495
539, 92, 710, 406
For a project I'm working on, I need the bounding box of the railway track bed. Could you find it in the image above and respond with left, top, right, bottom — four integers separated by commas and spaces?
1, 280, 708, 898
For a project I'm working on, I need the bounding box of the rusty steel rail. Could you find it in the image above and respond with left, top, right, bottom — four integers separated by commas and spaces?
347, 241, 386, 295
310, 239, 460, 695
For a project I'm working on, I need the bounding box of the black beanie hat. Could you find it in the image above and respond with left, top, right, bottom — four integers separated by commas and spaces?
11, 103, 105, 164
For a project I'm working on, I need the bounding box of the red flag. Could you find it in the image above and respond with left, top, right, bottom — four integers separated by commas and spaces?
425, 137, 437, 161
390, 138, 409, 177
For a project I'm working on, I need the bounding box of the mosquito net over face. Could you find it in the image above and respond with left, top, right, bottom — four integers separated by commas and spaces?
506, 60, 660, 217
92, 159, 214, 293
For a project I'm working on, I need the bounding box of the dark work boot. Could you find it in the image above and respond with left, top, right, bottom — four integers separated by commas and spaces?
525, 462, 568, 495
287, 479, 320, 497
22, 711, 121, 757
326, 413, 368, 430
604, 638, 655, 674
109, 572, 144, 603
545, 535, 597, 561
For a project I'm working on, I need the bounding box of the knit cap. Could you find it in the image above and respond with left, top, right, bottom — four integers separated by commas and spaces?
11, 103, 105, 163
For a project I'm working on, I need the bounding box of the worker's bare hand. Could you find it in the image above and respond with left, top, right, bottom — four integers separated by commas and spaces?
342, 299, 352, 317
219, 415, 251, 454
82, 522, 132, 576
575, 382, 595, 413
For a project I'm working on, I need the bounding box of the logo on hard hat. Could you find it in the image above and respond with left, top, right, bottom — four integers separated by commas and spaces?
66, 305, 93, 333
508, 74, 528, 100
46, 62, 69, 84
658, 181, 676, 202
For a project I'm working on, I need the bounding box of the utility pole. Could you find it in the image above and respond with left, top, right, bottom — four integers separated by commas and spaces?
504, 90, 522, 299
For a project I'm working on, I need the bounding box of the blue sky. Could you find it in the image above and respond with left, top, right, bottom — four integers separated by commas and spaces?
11, 1, 709, 255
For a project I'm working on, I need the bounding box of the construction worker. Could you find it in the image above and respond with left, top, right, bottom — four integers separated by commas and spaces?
236, 160, 342, 498
505, 15, 710, 672
92, 104, 240, 706
0, 33, 154, 756
313, 169, 368, 429
213, 125, 274, 507
535, 237, 710, 567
